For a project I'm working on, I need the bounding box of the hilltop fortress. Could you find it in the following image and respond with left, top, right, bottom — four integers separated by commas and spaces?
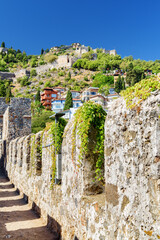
0, 93, 159, 239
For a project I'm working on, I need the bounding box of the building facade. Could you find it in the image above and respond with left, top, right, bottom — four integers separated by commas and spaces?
51, 98, 82, 113
41, 88, 58, 109
81, 87, 99, 101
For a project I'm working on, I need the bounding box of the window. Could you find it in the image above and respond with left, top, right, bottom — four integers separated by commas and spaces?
47, 94, 50, 97
91, 92, 96, 95
55, 105, 62, 109
52, 94, 57, 98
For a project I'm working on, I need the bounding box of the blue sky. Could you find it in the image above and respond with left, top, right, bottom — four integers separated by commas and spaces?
0, 0, 160, 60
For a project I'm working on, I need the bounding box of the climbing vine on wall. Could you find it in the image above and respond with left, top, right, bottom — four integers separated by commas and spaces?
30, 134, 36, 175
49, 118, 67, 187
72, 101, 107, 180
121, 76, 160, 109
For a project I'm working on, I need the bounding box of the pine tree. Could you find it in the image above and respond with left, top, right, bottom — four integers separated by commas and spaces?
63, 90, 73, 110
35, 89, 41, 102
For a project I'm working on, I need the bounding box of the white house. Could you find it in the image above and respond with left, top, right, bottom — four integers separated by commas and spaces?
51, 98, 82, 113
81, 87, 99, 101
89, 95, 108, 108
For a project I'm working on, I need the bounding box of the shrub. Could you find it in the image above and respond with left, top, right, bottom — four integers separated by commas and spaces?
44, 53, 58, 63
92, 73, 114, 87
17, 76, 30, 87
44, 81, 52, 88
39, 81, 43, 85
58, 71, 65, 76
30, 69, 37, 77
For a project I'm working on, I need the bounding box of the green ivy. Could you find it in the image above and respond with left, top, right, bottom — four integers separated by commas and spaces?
121, 76, 160, 109
72, 101, 107, 180
49, 118, 67, 187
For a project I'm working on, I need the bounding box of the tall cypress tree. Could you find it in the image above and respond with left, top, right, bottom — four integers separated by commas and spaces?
1, 42, 5, 48
115, 75, 123, 93
35, 89, 41, 102
121, 77, 126, 90
6, 86, 12, 103
64, 90, 73, 110
41, 48, 44, 55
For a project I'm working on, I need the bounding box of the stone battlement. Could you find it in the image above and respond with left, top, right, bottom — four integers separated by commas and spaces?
1, 93, 160, 239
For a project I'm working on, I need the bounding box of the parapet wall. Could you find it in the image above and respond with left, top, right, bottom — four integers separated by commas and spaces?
5, 92, 160, 240
105, 91, 160, 239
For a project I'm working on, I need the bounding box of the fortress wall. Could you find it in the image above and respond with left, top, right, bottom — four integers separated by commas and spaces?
104, 92, 160, 240
6, 118, 107, 240
4, 93, 160, 239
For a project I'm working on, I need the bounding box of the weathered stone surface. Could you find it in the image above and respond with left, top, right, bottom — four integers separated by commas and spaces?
105, 92, 160, 239
2, 92, 160, 239
105, 184, 119, 206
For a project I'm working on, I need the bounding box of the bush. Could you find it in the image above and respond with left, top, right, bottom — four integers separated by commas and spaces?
31, 110, 54, 133
39, 60, 45, 65
44, 81, 52, 88
84, 76, 89, 81
39, 81, 43, 85
44, 53, 58, 63
30, 60, 38, 68
58, 71, 65, 76
30, 69, 37, 77
17, 76, 30, 87
92, 73, 114, 87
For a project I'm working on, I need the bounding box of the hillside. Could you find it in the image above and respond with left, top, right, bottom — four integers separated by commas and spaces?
0, 42, 160, 101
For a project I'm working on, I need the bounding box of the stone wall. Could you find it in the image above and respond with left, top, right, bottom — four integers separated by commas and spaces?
0, 98, 8, 140
104, 91, 160, 239
0, 71, 15, 81
6, 119, 107, 240
4, 92, 160, 239
2, 98, 31, 142
0, 98, 31, 170
14, 69, 30, 79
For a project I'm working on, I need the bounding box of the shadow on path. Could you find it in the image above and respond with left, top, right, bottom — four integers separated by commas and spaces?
0, 172, 60, 240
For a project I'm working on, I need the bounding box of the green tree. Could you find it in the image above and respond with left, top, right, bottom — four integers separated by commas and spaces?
121, 77, 126, 90
6, 85, 12, 103
31, 109, 53, 133
68, 71, 71, 79
92, 73, 114, 87
63, 90, 73, 110
1, 42, 5, 48
115, 75, 123, 93
41, 48, 44, 55
35, 89, 41, 102
0, 80, 6, 96
98, 84, 110, 96
126, 63, 136, 86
